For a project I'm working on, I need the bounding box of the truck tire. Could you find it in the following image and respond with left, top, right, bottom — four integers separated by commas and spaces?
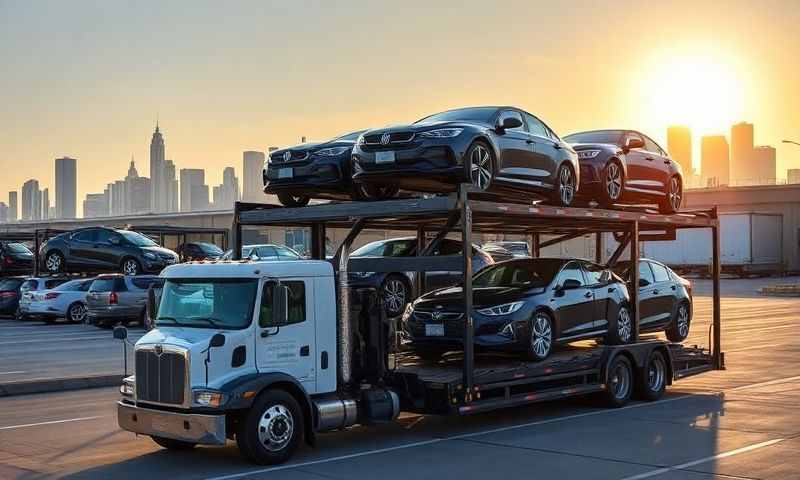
150, 435, 196, 450
601, 355, 633, 408
237, 389, 303, 465
637, 350, 667, 401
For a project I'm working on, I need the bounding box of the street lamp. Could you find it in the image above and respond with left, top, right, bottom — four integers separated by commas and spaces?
783, 139, 800, 147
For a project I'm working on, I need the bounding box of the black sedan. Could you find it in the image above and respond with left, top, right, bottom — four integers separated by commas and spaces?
402, 258, 631, 360
176, 242, 224, 261
0, 277, 26, 316
41, 227, 179, 276
0, 242, 34, 275
264, 130, 392, 207
563, 129, 684, 213
351, 106, 580, 206
348, 237, 494, 318
612, 259, 692, 342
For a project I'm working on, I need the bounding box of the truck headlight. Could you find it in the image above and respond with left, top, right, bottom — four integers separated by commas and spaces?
193, 389, 224, 408
120, 376, 135, 397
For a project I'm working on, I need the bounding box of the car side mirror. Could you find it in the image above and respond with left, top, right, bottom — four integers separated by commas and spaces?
559, 278, 582, 290
639, 278, 650, 287
249, 253, 259, 261
273, 284, 290, 326
113, 325, 128, 340
624, 137, 644, 151
497, 117, 522, 131
209, 333, 226, 348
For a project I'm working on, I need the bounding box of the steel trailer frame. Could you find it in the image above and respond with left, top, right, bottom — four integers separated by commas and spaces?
232, 185, 722, 407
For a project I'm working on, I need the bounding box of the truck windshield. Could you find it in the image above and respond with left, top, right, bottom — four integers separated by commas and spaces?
156, 278, 258, 329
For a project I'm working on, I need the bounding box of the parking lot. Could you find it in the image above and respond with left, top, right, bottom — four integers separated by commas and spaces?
0, 278, 797, 479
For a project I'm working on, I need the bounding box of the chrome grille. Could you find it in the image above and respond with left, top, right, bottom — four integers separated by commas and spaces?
135, 347, 187, 406
410, 310, 465, 337
363, 132, 415, 145
271, 150, 309, 163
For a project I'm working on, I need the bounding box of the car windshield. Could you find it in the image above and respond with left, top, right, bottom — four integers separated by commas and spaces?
5, 243, 32, 254
196, 243, 223, 255
90, 278, 118, 292
334, 130, 366, 141
564, 130, 624, 145
119, 230, 158, 247
0, 278, 23, 290
156, 278, 258, 329
352, 239, 415, 257
473, 260, 563, 289
415, 107, 497, 124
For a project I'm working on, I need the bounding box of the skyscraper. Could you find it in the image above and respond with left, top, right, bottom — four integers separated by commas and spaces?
8, 192, 18, 222
667, 126, 692, 176
55, 156, 77, 218
752, 146, 777, 185
788, 169, 800, 184
180, 168, 206, 212
164, 159, 178, 212
83, 192, 109, 218
149, 122, 166, 212
21, 179, 42, 221
701, 136, 729, 187
242, 151, 265, 202
212, 166, 240, 209
125, 160, 151, 214
731, 122, 754, 185
0, 203, 7, 223
42, 188, 50, 220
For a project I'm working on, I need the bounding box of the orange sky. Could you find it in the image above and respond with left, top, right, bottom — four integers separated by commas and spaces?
1, 0, 798, 215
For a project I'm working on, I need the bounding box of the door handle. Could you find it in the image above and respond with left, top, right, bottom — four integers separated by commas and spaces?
652, 289, 659, 295
552, 143, 562, 149
584, 291, 593, 298
671, 285, 677, 290
525, 139, 534, 144
299, 345, 310, 357
664, 160, 671, 164
608, 287, 615, 293
646, 157, 654, 161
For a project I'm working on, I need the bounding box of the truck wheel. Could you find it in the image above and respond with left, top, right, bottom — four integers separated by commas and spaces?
637, 350, 667, 401
150, 435, 196, 450
237, 390, 303, 465
606, 303, 632, 345
666, 301, 690, 342
601, 355, 633, 408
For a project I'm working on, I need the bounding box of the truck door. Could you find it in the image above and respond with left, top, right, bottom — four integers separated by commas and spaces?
255, 278, 317, 393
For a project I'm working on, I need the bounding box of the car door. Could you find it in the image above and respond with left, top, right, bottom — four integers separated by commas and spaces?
635, 261, 660, 330
621, 131, 659, 195
643, 134, 670, 191
423, 239, 461, 292
494, 110, 534, 179
524, 113, 562, 186
256, 246, 279, 261
646, 261, 677, 329
581, 261, 612, 333
95, 230, 122, 269
552, 261, 596, 340
255, 279, 317, 393
69, 229, 99, 267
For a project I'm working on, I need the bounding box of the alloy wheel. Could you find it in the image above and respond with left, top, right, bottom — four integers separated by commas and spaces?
123, 260, 139, 276
668, 177, 682, 211
677, 304, 689, 338
605, 163, 622, 200
531, 313, 552, 358
647, 354, 666, 393
257, 404, 294, 452
383, 279, 406, 316
69, 303, 87, 323
617, 306, 632, 343
46, 253, 61, 272
559, 166, 575, 205
470, 145, 492, 190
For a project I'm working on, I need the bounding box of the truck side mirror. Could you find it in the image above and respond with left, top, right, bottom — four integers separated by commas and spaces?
113, 325, 128, 340
274, 284, 290, 326
147, 287, 159, 321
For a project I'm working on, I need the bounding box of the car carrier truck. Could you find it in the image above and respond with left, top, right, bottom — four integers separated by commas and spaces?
115, 186, 724, 465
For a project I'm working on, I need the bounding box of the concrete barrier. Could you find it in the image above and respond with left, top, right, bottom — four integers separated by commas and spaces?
0, 374, 124, 397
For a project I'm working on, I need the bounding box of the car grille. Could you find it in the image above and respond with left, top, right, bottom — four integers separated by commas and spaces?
135, 347, 187, 406
270, 150, 309, 163
363, 132, 415, 145
410, 309, 465, 337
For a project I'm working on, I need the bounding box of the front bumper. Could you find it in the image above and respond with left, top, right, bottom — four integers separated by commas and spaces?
352, 142, 465, 192
264, 157, 352, 196
117, 401, 226, 445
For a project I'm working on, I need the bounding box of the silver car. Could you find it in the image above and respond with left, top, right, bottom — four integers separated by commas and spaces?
24, 278, 94, 323
86, 274, 159, 328
17, 277, 71, 319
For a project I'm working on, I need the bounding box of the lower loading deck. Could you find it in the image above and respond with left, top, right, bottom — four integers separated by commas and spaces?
389, 339, 712, 415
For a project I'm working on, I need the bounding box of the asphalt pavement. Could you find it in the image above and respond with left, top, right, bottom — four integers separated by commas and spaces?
0, 280, 798, 479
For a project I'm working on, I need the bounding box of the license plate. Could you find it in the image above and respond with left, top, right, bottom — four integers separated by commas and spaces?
150, 417, 173, 433
425, 324, 445, 336
278, 168, 293, 179
375, 151, 396, 164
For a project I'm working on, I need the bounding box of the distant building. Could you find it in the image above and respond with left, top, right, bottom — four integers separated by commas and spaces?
180, 168, 207, 212
731, 122, 754, 185
701, 136, 729, 187
788, 169, 800, 184
55, 156, 77, 219
0, 203, 7, 223
164, 160, 178, 212
8, 192, 17, 222
124, 160, 151, 214
242, 151, 265, 202
150, 123, 167, 213
667, 126, 692, 178
42, 188, 50, 220
83, 192, 109, 218
21, 179, 42, 221
750, 146, 776, 185
212, 167, 240, 209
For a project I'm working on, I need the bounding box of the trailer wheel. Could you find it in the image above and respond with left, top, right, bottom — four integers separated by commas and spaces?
237, 389, 303, 465
637, 350, 667, 401
150, 435, 196, 450
602, 355, 633, 408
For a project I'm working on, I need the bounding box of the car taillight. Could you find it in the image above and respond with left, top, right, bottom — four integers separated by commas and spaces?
109, 292, 118, 304
0, 291, 16, 299
44, 292, 61, 300
3, 257, 11, 266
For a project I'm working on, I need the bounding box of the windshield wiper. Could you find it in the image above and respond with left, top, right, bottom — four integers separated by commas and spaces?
187, 317, 225, 329
156, 316, 183, 325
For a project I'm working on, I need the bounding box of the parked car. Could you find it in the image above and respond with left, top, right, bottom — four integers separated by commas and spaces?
0, 242, 35, 275
86, 274, 159, 327
40, 227, 179, 275
24, 277, 94, 323
612, 259, 692, 342
483, 241, 531, 258
352, 106, 580, 206
242, 244, 303, 261
264, 130, 380, 207
349, 237, 494, 318
563, 129, 684, 213
17, 276, 71, 319
479, 244, 516, 263
176, 242, 224, 261
403, 258, 632, 360
0, 277, 26, 316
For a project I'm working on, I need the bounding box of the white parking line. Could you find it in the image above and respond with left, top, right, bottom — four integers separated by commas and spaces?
618, 438, 786, 480
0, 415, 104, 431
0, 371, 26, 375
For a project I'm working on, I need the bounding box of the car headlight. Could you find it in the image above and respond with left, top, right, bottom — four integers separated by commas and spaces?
314, 146, 351, 157
477, 301, 524, 316
348, 271, 373, 278
577, 150, 601, 159
120, 376, 135, 397
418, 128, 463, 138
193, 389, 224, 408
143, 252, 157, 260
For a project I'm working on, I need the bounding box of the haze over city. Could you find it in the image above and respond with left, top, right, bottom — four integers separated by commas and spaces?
1, 0, 799, 218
